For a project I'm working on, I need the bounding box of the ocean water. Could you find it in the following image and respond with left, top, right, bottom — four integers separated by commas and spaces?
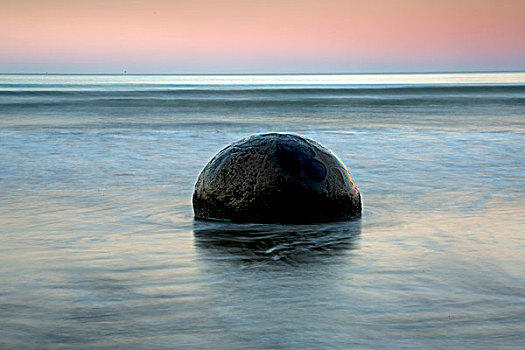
1, 72, 524, 349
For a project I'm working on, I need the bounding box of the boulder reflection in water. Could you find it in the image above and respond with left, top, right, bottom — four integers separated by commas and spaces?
193, 220, 361, 264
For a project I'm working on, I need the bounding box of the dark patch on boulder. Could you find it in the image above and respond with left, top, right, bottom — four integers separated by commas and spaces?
192, 133, 361, 223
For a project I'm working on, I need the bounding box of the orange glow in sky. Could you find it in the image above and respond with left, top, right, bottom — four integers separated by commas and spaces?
2, 0, 525, 73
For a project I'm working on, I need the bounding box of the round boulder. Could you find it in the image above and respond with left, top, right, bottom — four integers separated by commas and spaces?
192, 133, 361, 223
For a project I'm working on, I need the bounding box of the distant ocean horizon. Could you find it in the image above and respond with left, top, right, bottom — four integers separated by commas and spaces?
2, 69, 524, 74
1, 71, 524, 349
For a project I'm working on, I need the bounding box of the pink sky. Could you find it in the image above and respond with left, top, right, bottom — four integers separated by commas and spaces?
2, 0, 525, 73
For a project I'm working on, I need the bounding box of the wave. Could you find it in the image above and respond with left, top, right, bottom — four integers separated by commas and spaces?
2, 96, 525, 111
2, 84, 524, 119
1, 84, 525, 96
1, 86, 524, 104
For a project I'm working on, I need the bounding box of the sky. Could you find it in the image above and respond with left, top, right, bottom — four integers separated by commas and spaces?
1, 0, 525, 74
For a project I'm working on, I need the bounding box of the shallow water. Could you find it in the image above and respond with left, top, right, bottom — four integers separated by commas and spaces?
1, 73, 525, 349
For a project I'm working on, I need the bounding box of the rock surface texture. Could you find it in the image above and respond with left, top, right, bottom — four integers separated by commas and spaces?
193, 133, 361, 223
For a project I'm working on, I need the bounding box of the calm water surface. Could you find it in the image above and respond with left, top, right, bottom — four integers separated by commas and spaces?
1, 73, 524, 349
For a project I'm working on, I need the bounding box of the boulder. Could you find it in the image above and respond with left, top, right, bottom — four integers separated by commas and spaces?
192, 133, 361, 223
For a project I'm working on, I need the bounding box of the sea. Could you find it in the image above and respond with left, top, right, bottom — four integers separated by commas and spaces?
1, 72, 524, 349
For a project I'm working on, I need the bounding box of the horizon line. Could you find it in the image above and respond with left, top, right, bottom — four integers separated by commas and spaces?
1, 70, 524, 76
